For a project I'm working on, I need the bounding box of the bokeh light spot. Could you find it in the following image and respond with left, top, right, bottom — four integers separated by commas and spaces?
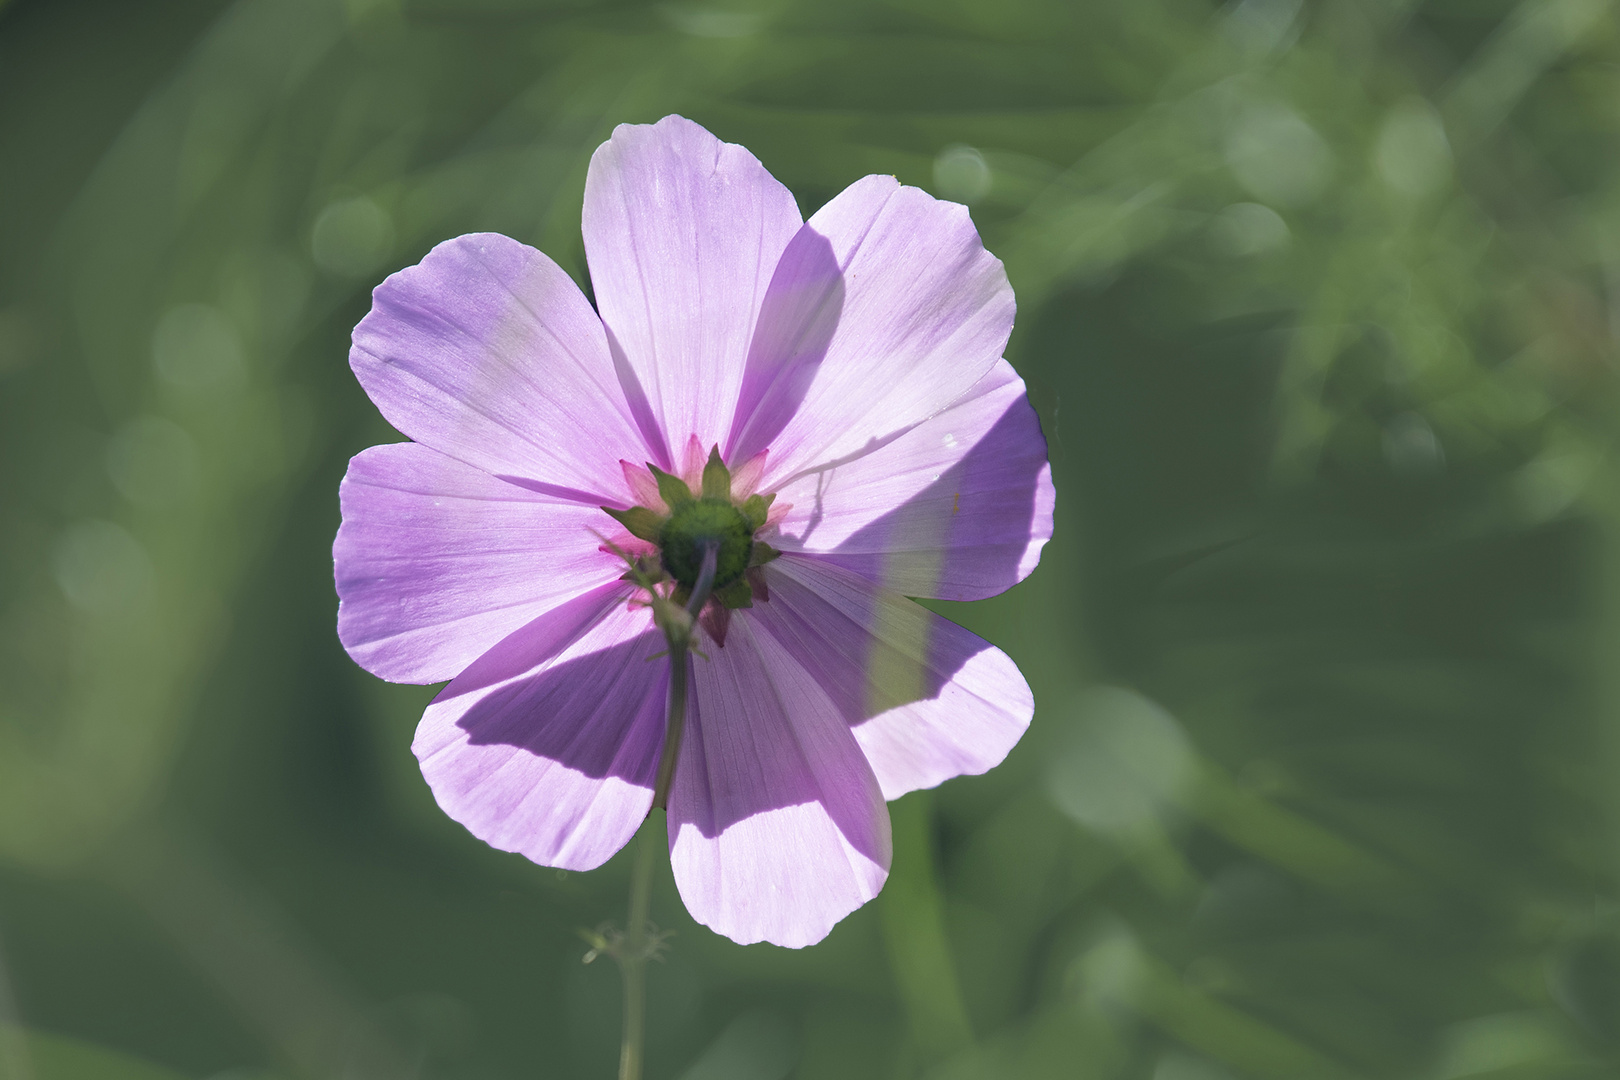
1046, 686, 1195, 835
107, 416, 200, 507
1209, 202, 1290, 257
933, 145, 992, 205
311, 196, 395, 278
1224, 103, 1333, 206
1376, 99, 1453, 198
151, 304, 247, 392
52, 520, 153, 614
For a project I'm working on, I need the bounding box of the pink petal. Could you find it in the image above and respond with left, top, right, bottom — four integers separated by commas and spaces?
678, 433, 708, 490
620, 460, 667, 513
414, 583, 666, 872
335, 442, 626, 684
769, 360, 1054, 601
350, 233, 649, 502
667, 612, 890, 948
760, 556, 1033, 801
583, 116, 803, 466
727, 175, 1015, 482
729, 449, 768, 499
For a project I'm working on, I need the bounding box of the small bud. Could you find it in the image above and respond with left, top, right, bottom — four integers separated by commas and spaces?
651, 594, 694, 648
618, 554, 667, 587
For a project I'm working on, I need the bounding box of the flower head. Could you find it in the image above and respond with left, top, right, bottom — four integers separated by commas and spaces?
334, 115, 1055, 948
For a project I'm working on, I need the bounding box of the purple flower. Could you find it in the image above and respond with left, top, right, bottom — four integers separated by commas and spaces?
334, 116, 1055, 948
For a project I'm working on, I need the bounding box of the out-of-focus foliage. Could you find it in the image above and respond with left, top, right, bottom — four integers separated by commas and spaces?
2, 0, 1619, 1077
0, 1026, 188, 1080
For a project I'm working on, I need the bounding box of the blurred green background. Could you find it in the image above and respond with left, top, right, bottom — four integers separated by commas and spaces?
2, 0, 1619, 1077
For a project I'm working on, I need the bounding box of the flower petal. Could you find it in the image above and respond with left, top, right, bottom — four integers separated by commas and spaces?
728, 175, 1015, 482
583, 115, 803, 466
667, 612, 890, 948
770, 359, 1054, 601
335, 442, 625, 684
351, 232, 647, 500
414, 583, 666, 872
761, 556, 1033, 800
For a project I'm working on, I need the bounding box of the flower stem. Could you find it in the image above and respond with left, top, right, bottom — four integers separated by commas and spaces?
616, 542, 719, 1080
617, 827, 656, 1080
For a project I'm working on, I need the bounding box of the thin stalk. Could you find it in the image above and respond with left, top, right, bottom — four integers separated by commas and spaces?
616, 542, 719, 1080
617, 831, 657, 1080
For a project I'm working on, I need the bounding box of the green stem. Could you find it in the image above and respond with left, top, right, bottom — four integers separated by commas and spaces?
617, 827, 657, 1080
616, 542, 719, 1080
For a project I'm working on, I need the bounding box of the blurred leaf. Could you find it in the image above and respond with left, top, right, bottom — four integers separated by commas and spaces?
881, 792, 973, 1061
0, 1026, 193, 1080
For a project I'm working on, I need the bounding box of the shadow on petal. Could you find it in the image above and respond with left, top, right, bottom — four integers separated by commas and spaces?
440, 585, 667, 787
812, 390, 1054, 601
726, 229, 844, 464
435, 381, 1048, 868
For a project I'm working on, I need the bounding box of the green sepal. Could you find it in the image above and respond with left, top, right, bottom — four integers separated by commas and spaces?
740, 492, 776, 530
647, 464, 695, 509
715, 578, 753, 610
748, 541, 781, 567
602, 505, 666, 543
701, 446, 731, 500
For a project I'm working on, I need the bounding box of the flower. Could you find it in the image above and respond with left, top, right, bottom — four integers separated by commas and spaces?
334, 115, 1055, 948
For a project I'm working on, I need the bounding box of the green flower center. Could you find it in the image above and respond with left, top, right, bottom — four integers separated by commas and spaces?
600, 445, 780, 612
659, 498, 754, 591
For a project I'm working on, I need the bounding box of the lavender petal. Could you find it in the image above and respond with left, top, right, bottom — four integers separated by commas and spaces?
414, 583, 667, 872
731, 175, 1015, 484
759, 556, 1034, 801
770, 359, 1054, 601
351, 233, 649, 500
336, 442, 626, 683
583, 116, 803, 466
667, 611, 890, 948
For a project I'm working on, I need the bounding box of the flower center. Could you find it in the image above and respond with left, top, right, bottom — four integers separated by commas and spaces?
659, 498, 754, 591
601, 444, 781, 616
